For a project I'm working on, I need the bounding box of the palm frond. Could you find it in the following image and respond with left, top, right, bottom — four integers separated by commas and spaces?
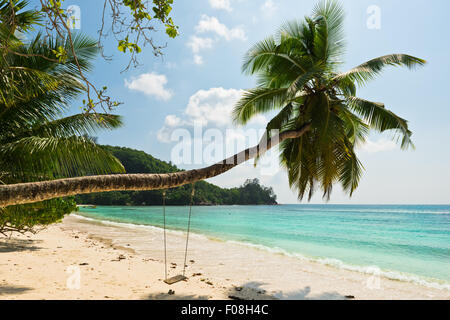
0, 67, 61, 107
333, 54, 426, 86
0, 0, 42, 34
277, 18, 317, 59
233, 88, 290, 125
338, 141, 364, 196
347, 96, 413, 149
0, 136, 125, 180
312, 0, 346, 61
0, 31, 123, 183
27, 113, 123, 139
333, 74, 356, 97
238, 1, 423, 202
266, 103, 297, 133
0, 32, 95, 108
336, 106, 369, 145
242, 36, 310, 76
286, 63, 324, 95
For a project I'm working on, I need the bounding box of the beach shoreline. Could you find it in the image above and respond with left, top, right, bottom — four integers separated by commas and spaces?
0, 214, 448, 300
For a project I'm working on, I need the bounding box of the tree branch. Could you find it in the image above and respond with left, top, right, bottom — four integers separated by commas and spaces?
0, 124, 311, 208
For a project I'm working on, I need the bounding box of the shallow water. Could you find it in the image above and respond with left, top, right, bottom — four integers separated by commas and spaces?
77, 204, 450, 287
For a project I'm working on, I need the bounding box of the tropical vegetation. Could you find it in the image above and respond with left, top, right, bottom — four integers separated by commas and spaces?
233, 0, 425, 200
75, 146, 277, 206
0, 6, 124, 234
0, 0, 425, 211
0, 0, 179, 113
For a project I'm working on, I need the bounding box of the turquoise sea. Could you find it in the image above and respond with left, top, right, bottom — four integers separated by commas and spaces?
77, 204, 450, 289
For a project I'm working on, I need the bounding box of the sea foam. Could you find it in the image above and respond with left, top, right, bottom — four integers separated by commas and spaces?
72, 210, 450, 292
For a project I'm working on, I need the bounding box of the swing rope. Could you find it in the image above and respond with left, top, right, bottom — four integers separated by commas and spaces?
182, 185, 195, 277
162, 190, 168, 281
162, 184, 195, 282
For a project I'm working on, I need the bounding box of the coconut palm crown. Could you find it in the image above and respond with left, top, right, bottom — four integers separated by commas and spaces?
0, 0, 125, 184
0, 32, 125, 184
0, 0, 127, 234
233, 0, 426, 200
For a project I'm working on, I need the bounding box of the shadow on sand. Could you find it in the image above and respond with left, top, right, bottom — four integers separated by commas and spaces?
227, 281, 350, 300
145, 292, 210, 300
0, 284, 33, 296
0, 239, 43, 253
143, 280, 351, 300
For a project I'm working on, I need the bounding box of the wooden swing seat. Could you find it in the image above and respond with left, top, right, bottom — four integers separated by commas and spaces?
162, 187, 195, 286
164, 274, 188, 285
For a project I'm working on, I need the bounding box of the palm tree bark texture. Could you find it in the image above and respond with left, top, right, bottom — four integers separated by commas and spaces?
0, 124, 311, 208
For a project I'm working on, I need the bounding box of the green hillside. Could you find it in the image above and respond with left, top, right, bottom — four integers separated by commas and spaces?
75, 146, 277, 206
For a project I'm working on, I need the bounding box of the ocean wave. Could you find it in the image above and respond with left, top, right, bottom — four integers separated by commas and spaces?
71, 213, 211, 241
71, 213, 450, 292
222, 240, 450, 292
285, 208, 450, 215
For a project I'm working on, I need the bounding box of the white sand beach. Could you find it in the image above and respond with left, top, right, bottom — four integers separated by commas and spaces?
0, 214, 448, 300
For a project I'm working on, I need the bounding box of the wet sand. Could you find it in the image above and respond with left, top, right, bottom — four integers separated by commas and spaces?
0, 214, 448, 300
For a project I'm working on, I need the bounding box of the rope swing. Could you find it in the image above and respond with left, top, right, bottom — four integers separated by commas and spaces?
162, 184, 195, 285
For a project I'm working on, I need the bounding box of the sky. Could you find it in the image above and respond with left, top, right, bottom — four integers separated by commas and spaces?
32, 0, 450, 204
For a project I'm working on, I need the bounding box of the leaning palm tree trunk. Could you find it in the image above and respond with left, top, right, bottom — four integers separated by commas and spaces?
0, 124, 311, 208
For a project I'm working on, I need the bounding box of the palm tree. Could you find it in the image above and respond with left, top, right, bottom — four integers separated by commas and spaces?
0, 29, 124, 230
0, 32, 124, 185
232, 0, 425, 200
0, 0, 425, 207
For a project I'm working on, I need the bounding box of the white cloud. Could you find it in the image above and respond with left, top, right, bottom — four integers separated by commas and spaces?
185, 87, 242, 127
157, 115, 187, 143
186, 36, 214, 65
195, 15, 247, 41
260, 0, 278, 19
358, 138, 397, 154
186, 36, 214, 54
187, 15, 246, 65
185, 88, 266, 127
125, 72, 173, 101
209, 0, 232, 12
156, 127, 172, 143
157, 87, 267, 142
165, 115, 183, 127
261, 0, 277, 12
193, 55, 204, 65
